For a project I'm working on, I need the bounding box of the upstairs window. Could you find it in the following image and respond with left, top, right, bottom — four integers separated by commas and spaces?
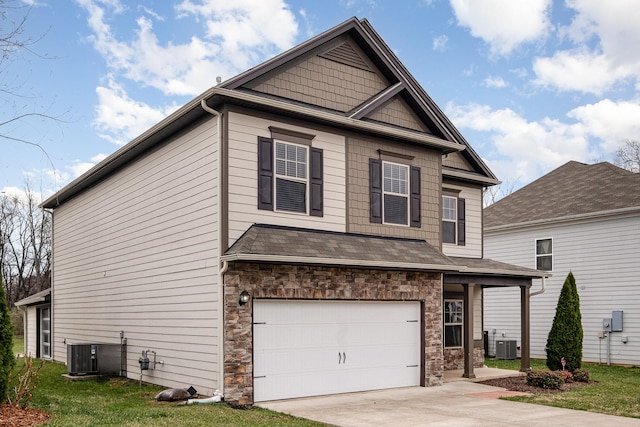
536, 238, 553, 271
275, 142, 307, 213
383, 162, 409, 225
370, 158, 421, 227
442, 194, 466, 246
258, 135, 323, 217
444, 300, 463, 348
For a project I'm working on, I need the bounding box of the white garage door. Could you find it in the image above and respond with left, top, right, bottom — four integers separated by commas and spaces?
253, 300, 421, 402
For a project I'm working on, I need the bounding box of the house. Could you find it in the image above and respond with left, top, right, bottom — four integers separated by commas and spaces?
40, 17, 544, 404
484, 161, 640, 366
15, 288, 51, 358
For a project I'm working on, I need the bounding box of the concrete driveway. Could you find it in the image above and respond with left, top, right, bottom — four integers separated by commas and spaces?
258, 382, 639, 426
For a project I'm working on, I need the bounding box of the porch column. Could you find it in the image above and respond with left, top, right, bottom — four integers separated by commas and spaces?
463, 283, 476, 379
520, 285, 531, 372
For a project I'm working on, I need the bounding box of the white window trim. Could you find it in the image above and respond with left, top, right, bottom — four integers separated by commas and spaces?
444, 299, 463, 348
442, 195, 457, 245
274, 140, 309, 215
381, 160, 410, 226
40, 306, 51, 359
535, 237, 553, 271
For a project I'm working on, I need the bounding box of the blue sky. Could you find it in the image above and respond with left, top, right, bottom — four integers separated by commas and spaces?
2, 0, 640, 200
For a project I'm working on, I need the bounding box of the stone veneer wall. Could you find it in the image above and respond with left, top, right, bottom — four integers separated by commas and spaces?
444, 347, 485, 370
223, 262, 443, 405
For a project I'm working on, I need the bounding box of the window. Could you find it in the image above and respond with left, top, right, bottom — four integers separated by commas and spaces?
369, 159, 421, 227
444, 300, 463, 348
383, 162, 409, 225
40, 307, 51, 358
275, 141, 307, 213
442, 195, 466, 245
257, 136, 323, 216
442, 196, 457, 243
536, 238, 552, 271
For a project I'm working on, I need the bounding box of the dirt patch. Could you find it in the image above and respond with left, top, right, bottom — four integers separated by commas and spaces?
477, 375, 592, 395
0, 404, 51, 427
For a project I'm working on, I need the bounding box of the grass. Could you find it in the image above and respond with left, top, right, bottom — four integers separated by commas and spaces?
485, 357, 640, 418
13, 336, 24, 356
12, 358, 326, 426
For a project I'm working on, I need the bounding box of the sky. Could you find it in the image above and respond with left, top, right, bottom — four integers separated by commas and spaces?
2, 0, 640, 201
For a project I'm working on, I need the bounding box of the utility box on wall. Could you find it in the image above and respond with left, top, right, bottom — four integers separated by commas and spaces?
612, 310, 623, 332
496, 339, 517, 360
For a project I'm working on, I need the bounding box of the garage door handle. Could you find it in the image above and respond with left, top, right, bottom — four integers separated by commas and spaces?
343, 352, 346, 363
338, 352, 342, 364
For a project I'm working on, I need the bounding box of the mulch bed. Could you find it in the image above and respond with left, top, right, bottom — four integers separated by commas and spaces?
477, 375, 593, 394
0, 404, 51, 427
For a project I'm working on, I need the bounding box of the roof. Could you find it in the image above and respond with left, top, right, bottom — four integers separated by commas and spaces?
222, 224, 547, 280
42, 17, 495, 209
15, 288, 51, 307
485, 161, 640, 230
222, 224, 457, 271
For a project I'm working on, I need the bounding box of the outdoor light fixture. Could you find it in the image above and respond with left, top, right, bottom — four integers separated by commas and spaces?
239, 290, 250, 306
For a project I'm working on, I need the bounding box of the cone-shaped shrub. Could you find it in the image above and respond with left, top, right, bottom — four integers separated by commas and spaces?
0, 277, 15, 402
545, 272, 583, 371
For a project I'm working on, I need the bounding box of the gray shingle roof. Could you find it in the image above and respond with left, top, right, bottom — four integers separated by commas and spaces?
15, 288, 51, 307
484, 161, 640, 229
223, 224, 456, 270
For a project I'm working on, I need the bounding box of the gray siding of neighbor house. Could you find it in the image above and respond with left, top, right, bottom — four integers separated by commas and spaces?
484, 213, 640, 365
51, 118, 221, 395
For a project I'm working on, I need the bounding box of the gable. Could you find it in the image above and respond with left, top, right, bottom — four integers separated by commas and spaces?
367, 96, 430, 133
443, 151, 475, 172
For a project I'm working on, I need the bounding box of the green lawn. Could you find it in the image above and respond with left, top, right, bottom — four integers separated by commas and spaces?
13, 336, 24, 356
15, 359, 325, 426
485, 357, 640, 418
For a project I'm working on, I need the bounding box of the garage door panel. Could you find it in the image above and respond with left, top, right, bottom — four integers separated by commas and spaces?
254, 300, 421, 402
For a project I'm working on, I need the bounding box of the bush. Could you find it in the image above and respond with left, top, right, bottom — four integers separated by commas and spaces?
7, 356, 45, 408
546, 272, 583, 371
559, 370, 574, 383
572, 368, 590, 383
526, 369, 564, 389
0, 278, 15, 403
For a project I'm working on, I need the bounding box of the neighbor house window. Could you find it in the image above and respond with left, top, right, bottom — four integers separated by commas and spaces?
442, 194, 466, 246
275, 141, 308, 213
382, 161, 409, 225
536, 238, 553, 271
40, 306, 51, 358
444, 300, 463, 348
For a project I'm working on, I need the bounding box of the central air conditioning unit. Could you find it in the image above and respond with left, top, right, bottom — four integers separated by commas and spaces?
67, 343, 122, 376
495, 339, 517, 360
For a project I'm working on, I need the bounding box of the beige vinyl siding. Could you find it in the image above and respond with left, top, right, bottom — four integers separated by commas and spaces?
484, 213, 640, 364
443, 185, 482, 258
52, 119, 220, 395
227, 111, 346, 245
25, 306, 37, 357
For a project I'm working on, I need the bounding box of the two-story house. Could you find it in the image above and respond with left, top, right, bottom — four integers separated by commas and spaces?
40, 17, 544, 405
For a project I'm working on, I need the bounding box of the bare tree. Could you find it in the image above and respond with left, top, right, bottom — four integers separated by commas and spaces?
0, 184, 51, 307
613, 140, 640, 173
1, 1, 61, 164
483, 178, 518, 207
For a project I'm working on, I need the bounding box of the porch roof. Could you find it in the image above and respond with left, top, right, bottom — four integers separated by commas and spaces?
222, 224, 458, 272
15, 288, 51, 307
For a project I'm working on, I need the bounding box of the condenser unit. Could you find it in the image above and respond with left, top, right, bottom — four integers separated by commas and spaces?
67, 343, 122, 376
495, 339, 517, 360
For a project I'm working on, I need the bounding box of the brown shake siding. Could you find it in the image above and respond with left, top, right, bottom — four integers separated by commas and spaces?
347, 136, 441, 244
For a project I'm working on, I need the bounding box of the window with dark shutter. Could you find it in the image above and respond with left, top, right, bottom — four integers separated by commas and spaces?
309, 147, 323, 217
457, 198, 466, 246
442, 196, 457, 244
410, 166, 421, 228
370, 159, 382, 223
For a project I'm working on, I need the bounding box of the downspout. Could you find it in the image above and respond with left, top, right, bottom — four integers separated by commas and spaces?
200, 99, 226, 394
529, 276, 546, 297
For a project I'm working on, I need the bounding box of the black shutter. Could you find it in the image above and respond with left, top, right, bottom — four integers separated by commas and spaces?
410, 166, 421, 228
370, 159, 382, 223
257, 137, 274, 211
309, 147, 323, 217
457, 198, 466, 246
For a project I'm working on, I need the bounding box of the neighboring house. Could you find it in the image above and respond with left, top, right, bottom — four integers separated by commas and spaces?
15, 288, 52, 358
41, 17, 544, 404
484, 161, 640, 366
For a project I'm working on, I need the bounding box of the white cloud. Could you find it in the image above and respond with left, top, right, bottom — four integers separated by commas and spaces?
432, 35, 448, 52
532, 1, 640, 94
68, 153, 109, 179
483, 76, 507, 88
450, 0, 551, 56
93, 77, 179, 145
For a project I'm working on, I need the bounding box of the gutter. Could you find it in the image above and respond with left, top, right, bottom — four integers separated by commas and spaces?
530, 275, 547, 297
